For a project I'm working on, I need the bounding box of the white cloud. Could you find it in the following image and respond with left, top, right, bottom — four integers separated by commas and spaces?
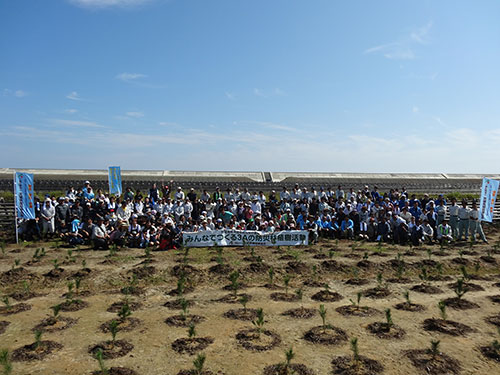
116, 72, 147, 82
69, 0, 153, 9
125, 111, 144, 118
412, 106, 419, 114
254, 88, 265, 97
225, 92, 236, 101
159, 121, 180, 127
253, 88, 285, 98
66, 91, 83, 101
65, 109, 79, 114
364, 22, 433, 60
3, 89, 28, 98
14, 90, 27, 98
49, 119, 106, 128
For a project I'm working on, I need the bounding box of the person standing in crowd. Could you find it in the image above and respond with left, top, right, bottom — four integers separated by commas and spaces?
469, 201, 488, 243
448, 197, 459, 239
458, 200, 470, 241
41, 198, 55, 238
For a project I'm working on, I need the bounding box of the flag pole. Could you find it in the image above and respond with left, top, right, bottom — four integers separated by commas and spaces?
13, 171, 19, 244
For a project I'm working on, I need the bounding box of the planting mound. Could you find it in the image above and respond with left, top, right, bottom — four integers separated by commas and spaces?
0, 303, 31, 315
60, 299, 89, 312
393, 302, 425, 312
443, 297, 480, 310
216, 293, 252, 304
100, 317, 142, 333
480, 345, 500, 363
107, 301, 143, 312
282, 307, 317, 319
171, 337, 214, 355
88, 340, 134, 359
236, 328, 281, 351
163, 299, 193, 310
0, 320, 10, 334
223, 308, 259, 321
331, 355, 384, 375
363, 287, 391, 299
311, 290, 343, 302
92, 368, 138, 375
405, 349, 461, 374
270, 292, 300, 302
423, 318, 474, 336
165, 314, 205, 327
303, 325, 348, 345
263, 363, 315, 375
366, 322, 406, 339
33, 316, 77, 333
485, 313, 500, 328
11, 340, 63, 362
410, 284, 443, 294
336, 305, 380, 317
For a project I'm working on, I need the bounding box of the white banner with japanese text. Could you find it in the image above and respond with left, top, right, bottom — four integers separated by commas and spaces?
183, 229, 309, 247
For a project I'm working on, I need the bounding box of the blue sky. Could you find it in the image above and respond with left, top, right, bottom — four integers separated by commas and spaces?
1, 0, 500, 173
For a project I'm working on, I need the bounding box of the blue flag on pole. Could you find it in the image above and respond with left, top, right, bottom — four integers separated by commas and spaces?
108, 166, 122, 196
479, 177, 499, 222
15, 172, 35, 219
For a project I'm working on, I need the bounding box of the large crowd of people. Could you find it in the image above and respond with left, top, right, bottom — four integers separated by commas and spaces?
18, 181, 489, 250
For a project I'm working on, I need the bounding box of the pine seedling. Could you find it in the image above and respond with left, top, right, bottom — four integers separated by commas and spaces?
229, 271, 240, 297
268, 267, 275, 285
328, 249, 335, 259
350, 337, 360, 365
1, 297, 10, 310
239, 295, 249, 311
193, 353, 206, 375
40, 248, 46, 257
66, 249, 75, 263
312, 265, 318, 281
177, 275, 186, 297
349, 292, 362, 307
284, 347, 295, 373
376, 272, 383, 288
216, 247, 224, 265
396, 262, 405, 279
426, 249, 432, 261
82, 259, 87, 269
51, 304, 62, 319
385, 308, 393, 328
418, 267, 429, 284
117, 303, 131, 322
250, 247, 256, 259
22, 280, 30, 294
75, 277, 81, 295
404, 291, 411, 304
429, 340, 441, 359
352, 267, 359, 280
436, 263, 443, 276
454, 278, 468, 300
474, 261, 481, 274
188, 323, 196, 338
109, 320, 119, 345
460, 266, 470, 282
295, 288, 303, 301
438, 301, 447, 320
319, 304, 327, 330
0, 349, 12, 375
363, 252, 369, 260
52, 259, 60, 271
66, 281, 74, 300
251, 308, 265, 335
180, 298, 189, 320
94, 348, 108, 375
283, 274, 291, 295
13, 259, 20, 270
34, 330, 43, 350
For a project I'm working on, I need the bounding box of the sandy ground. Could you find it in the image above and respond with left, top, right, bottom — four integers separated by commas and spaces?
1, 227, 500, 375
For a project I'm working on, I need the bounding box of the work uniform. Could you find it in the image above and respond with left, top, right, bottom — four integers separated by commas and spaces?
458, 206, 470, 240
436, 204, 447, 227
448, 204, 459, 239
469, 208, 487, 242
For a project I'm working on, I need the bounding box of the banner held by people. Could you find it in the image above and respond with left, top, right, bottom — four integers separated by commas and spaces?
479, 177, 499, 222
14, 172, 35, 220
108, 166, 122, 196
183, 229, 308, 247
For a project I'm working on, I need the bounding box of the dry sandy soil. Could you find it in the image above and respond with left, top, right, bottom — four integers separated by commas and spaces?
1, 226, 500, 375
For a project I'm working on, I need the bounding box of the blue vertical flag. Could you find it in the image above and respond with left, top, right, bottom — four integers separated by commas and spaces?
15, 172, 35, 219
108, 166, 122, 196
479, 177, 499, 222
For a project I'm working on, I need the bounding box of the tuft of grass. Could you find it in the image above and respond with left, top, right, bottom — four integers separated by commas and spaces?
438, 301, 447, 320
0, 349, 12, 375
350, 337, 360, 365
268, 267, 274, 285
188, 323, 196, 338
385, 308, 393, 328
193, 353, 206, 375
94, 348, 108, 375
34, 330, 43, 350
109, 320, 119, 345
283, 274, 291, 295
319, 304, 327, 330
251, 308, 265, 335
50, 304, 62, 319
454, 278, 468, 300
284, 346, 295, 372
428, 340, 441, 359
